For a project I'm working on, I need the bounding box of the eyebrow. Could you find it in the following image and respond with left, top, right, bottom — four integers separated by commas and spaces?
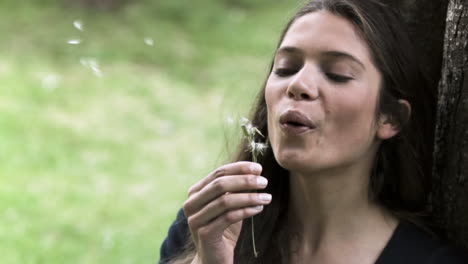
275, 46, 304, 56
276, 46, 366, 70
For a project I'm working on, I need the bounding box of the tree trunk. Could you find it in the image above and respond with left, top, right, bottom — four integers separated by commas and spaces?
385, 0, 468, 249
432, 0, 468, 248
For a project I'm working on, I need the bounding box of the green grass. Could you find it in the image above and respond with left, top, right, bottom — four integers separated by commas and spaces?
0, 0, 302, 263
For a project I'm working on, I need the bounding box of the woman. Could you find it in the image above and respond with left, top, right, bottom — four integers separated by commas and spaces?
160, 0, 468, 263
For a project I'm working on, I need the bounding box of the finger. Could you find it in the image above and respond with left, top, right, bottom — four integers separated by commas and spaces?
188, 192, 272, 229
195, 205, 264, 243
183, 175, 268, 216
188, 161, 263, 196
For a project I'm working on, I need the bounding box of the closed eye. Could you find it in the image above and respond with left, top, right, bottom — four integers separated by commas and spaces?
274, 68, 298, 77
326, 73, 353, 83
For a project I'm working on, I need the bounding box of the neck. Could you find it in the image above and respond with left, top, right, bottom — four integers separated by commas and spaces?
287, 164, 397, 255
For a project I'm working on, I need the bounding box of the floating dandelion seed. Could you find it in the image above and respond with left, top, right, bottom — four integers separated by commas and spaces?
73, 20, 84, 31
144, 37, 154, 46
79, 58, 88, 67
89, 62, 102, 77
80, 58, 103, 77
158, 120, 173, 136
101, 228, 114, 250
67, 38, 81, 45
240, 117, 269, 258
4, 208, 19, 221
226, 116, 234, 125
41, 73, 60, 91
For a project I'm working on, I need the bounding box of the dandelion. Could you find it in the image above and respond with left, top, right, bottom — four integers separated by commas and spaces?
250, 142, 268, 155
240, 117, 268, 258
73, 20, 84, 31
241, 117, 262, 140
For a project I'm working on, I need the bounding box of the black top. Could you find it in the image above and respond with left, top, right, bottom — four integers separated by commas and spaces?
159, 209, 468, 264
160, 209, 190, 264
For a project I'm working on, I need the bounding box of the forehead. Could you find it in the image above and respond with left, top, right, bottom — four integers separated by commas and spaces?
280, 11, 373, 65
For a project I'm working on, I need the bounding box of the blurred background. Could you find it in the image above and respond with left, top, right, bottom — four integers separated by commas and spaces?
0, 0, 298, 263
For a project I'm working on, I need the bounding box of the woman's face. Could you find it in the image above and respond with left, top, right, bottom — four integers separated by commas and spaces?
266, 11, 387, 174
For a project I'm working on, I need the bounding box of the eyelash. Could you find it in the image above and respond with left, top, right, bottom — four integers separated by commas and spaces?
325, 73, 353, 83
274, 68, 297, 77
273, 68, 353, 83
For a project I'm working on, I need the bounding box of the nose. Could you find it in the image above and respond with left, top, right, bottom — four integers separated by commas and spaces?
286, 65, 319, 101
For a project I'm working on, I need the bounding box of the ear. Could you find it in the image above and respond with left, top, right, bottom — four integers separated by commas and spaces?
376, 99, 411, 140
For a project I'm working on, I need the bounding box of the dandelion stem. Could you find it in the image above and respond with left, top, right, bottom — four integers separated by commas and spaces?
251, 154, 259, 258
252, 213, 259, 258
240, 117, 267, 258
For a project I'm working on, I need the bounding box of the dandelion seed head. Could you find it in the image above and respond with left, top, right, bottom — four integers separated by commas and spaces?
73, 20, 84, 31
240, 117, 264, 138
249, 141, 257, 151
249, 142, 268, 155
246, 124, 255, 135
255, 142, 268, 152
240, 117, 250, 125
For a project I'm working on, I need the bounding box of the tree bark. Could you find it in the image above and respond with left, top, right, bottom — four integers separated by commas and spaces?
433, 0, 468, 248
385, 0, 468, 248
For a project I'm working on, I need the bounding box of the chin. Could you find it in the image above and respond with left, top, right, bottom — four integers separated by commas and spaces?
274, 149, 311, 172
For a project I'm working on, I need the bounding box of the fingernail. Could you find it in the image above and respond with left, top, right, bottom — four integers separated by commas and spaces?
258, 193, 272, 202
257, 177, 268, 188
253, 205, 264, 211
250, 163, 262, 174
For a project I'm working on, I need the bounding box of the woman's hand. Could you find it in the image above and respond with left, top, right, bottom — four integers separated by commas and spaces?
183, 161, 271, 264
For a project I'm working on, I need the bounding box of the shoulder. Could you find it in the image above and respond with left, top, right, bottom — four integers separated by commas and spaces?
159, 209, 189, 264
377, 221, 468, 264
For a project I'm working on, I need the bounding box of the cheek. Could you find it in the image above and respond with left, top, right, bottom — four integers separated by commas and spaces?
265, 78, 284, 155
265, 77, 282, 124
265, 84, 276, 144
264, 76, 280, 105
330, 89, 378, 142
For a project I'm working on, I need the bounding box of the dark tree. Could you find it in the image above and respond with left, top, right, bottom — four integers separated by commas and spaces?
386, 0, 468, 248
432, 0, 468, 247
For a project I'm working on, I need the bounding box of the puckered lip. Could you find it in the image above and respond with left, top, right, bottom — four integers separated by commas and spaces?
279, 109, 317, 129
